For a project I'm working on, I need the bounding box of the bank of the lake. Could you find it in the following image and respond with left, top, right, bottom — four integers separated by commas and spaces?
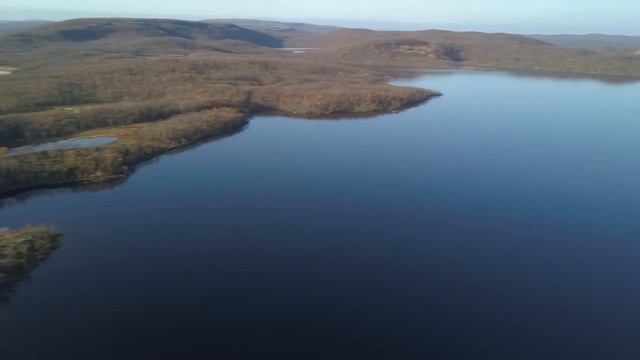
0, 86, 436, 198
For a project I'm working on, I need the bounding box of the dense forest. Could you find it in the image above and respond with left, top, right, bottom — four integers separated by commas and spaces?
0, 108, 248, 194
0, 20, 438, 195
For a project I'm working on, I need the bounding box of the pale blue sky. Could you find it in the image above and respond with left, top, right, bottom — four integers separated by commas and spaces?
2, 0, 640, 35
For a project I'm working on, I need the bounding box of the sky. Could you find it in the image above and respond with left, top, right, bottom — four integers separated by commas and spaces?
2, 0, 640, 35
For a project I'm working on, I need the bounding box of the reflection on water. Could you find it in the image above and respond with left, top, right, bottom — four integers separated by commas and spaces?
0, 71, 640, 359
390, 67, 640, 84
2, 136, 118, 157
277, 48, 319, 54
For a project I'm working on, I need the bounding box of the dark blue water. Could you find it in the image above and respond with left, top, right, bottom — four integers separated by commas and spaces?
1, 70, 640, 359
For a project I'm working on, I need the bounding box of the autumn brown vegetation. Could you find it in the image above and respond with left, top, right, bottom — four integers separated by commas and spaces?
0, 19, 438, 196
298, 29, 640, 78
0, 225, 60, 298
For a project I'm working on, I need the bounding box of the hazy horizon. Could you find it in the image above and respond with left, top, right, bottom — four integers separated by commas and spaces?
2, 0, 640, 36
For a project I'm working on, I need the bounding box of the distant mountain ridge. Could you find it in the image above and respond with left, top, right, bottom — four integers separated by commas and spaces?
282, 27, 549, 48
529, 34, 640, 52
0, 20, 51, 33
0, 20, 51, 38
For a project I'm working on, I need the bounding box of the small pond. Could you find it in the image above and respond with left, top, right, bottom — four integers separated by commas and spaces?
2, 136, 118, 157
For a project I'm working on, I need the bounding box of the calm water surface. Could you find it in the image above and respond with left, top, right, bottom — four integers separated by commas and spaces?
1, 71, 640, 359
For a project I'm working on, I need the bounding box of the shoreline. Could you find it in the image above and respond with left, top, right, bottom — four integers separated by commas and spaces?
0, 120, 249, 198
5, 62, 635, 201
0, 88, 436, 199
0, 85, 435, 295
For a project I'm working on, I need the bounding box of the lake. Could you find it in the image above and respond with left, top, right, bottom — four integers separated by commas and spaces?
1, 70, 640, 359
3, 136, 118, 157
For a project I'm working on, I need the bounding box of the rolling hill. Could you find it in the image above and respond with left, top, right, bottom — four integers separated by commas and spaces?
278, 27, 640, 77
0, 18, 283, 56
205, 19, 335, 46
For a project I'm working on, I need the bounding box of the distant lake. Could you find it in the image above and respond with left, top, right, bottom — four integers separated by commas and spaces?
2, 70, 640, 359
3, 136, 117, 157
